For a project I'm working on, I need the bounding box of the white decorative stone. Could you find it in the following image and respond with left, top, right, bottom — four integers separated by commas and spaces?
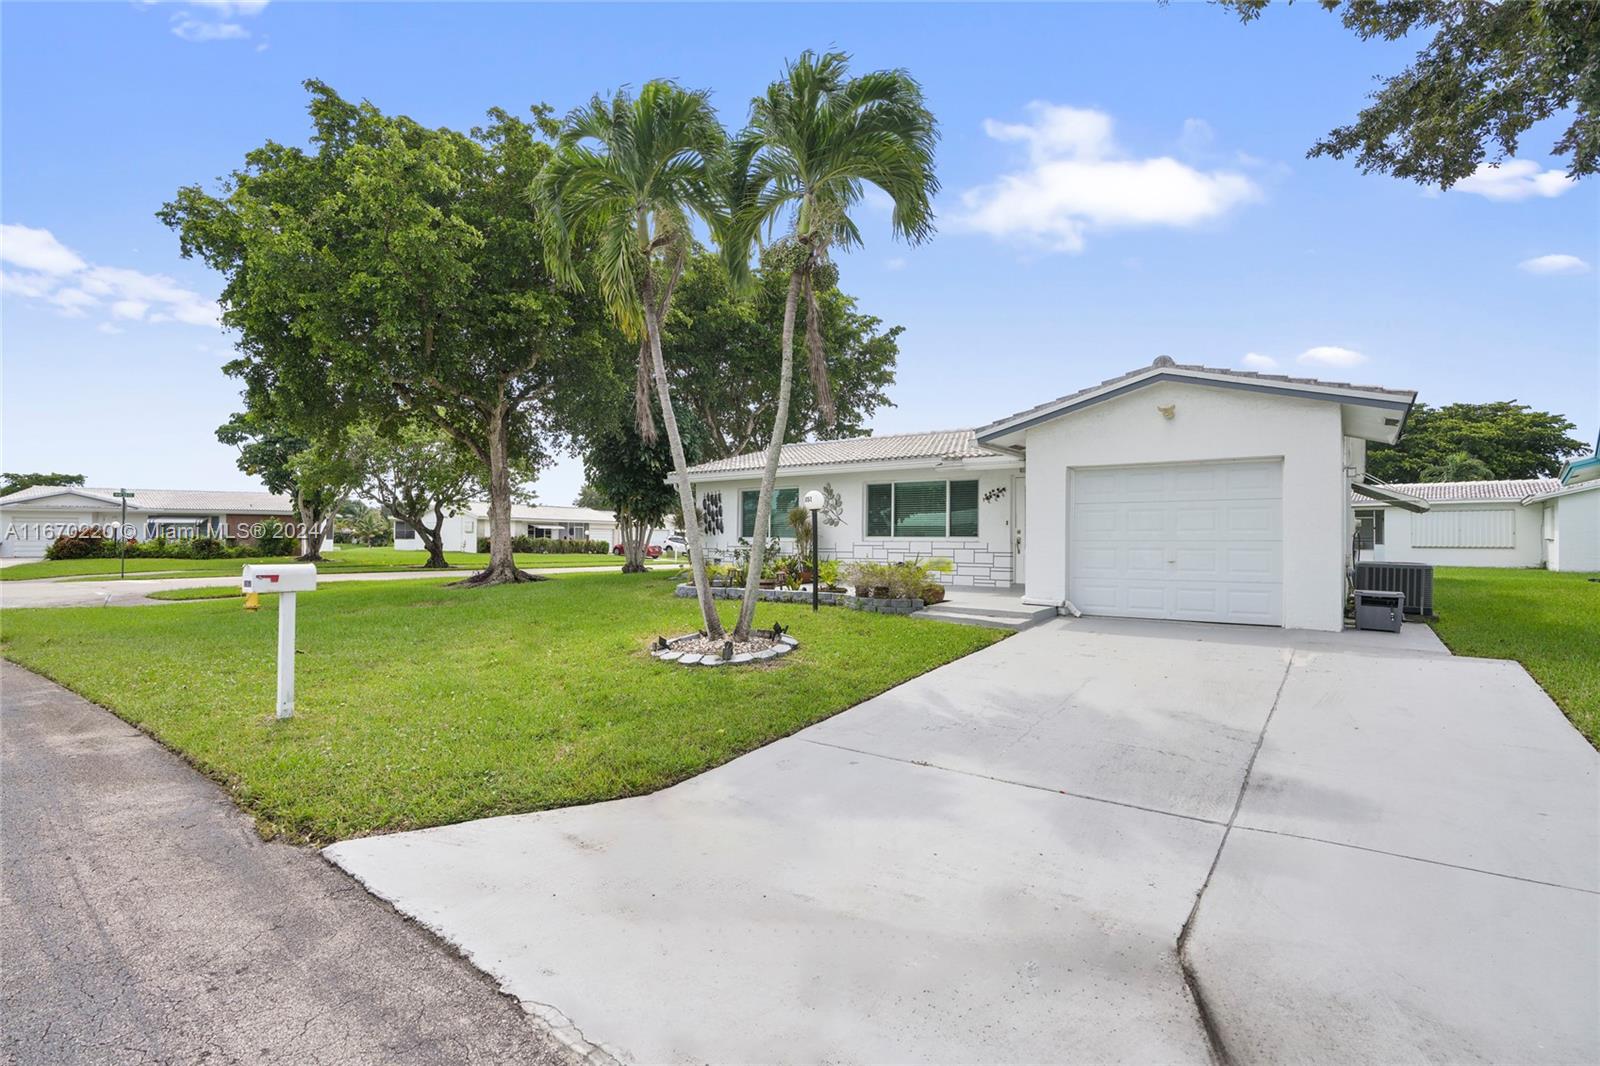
678, 653, 703, 665
779, 635, 798, 646
772, 643, 792, 655
730, 653, 754, 664
659, 651, 683, 661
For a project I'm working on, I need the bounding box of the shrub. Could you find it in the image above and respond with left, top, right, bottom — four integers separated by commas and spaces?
255, 520, 297, 557
188, 536, 227, 559
46, 527, 116, 560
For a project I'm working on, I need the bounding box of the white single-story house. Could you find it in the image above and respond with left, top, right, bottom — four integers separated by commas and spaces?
0, 485, 323, 558
686, 357, 1417, 632
392, 502, 618, 553
1351, 458, 1600, 573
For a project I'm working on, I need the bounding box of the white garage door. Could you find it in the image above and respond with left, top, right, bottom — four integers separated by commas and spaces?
1, 510, 92, 558
1069, 460, 1283, 625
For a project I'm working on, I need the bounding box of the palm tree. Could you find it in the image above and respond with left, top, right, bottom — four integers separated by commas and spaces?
1419, 451, 1496, 482
532, 82, 730, 638
724, 51, 939, 639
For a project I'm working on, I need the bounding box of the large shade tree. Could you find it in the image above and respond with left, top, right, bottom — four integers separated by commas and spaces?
724, 51, 938, 639
216, 408, 358, 561
663, 250, 901, 461
161, 81, 623, 586
350, 422, 486, 569
1221, 0, 1599, 186
532, 82, 731, 636
1367, 401, 1588, 481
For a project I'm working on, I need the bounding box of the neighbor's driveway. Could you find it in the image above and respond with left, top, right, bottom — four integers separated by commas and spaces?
328, 617, 1599, 1064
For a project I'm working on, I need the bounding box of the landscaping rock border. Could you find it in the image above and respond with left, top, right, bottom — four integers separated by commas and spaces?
649, 632, 800, 667
674, 584, 847, 606
844, 595, 925, 615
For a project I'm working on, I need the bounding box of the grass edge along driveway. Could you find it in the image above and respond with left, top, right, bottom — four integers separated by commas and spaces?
1430, 566, 1598, 749
0, 571, 1003, 843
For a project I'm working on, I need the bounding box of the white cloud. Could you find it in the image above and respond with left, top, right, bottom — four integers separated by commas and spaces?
0, 223, 219, 329
97, 322, 125, 335
1178, 118, 1215, 158
1297, 345, 1368, 369
1454, 160, 1573, 201
956, 103, 1261, 252
1, 223, 87, 275
884, 257, 907, 271
1518, 253, 1590, 276
167, 0, 268, 43
1240, 352, 1278, 370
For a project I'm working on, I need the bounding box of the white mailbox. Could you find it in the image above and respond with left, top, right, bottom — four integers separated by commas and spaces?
242, 563, 317, 720
242, 563, 318, 593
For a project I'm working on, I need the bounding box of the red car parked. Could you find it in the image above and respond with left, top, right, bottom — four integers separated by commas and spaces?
613, 543, 662, 558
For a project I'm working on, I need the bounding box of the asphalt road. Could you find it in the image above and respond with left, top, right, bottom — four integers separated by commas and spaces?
0, 661, 589, 1066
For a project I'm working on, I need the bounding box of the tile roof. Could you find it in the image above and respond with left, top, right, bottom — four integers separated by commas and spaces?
0, 485, 294, 512
1349, 479, 1561, 504
979, 357, 1415, 438
463, 502, 618, 523
684, 429, 1011, 476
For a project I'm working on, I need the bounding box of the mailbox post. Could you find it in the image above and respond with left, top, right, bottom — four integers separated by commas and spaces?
242, 563, 318, 719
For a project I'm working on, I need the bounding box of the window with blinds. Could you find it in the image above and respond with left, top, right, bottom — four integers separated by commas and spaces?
740, 488, 800, 538
865, 480, 980, 538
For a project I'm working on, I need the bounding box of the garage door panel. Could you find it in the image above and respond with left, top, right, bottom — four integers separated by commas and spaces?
1070, 460, 1282, 626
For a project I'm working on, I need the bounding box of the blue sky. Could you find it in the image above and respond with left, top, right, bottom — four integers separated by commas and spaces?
4, 1, 1596, 504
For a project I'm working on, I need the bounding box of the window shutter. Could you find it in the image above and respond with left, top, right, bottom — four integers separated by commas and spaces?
867, 484, 892, 536
949, 481, 979, 537
893, 481, 948, 537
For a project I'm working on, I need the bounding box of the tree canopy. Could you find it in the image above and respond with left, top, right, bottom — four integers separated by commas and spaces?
1368, 401, 1589, 482
663, 250, 901, 461
583, 425, 677, 572
1222, 0, 1600, 186
161, 80, 626, 583
1, 473, 86, 497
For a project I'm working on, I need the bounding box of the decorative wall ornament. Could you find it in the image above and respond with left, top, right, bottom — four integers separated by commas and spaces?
982, 485, 1008, 503
1157, 404, 1176, 420
820, 482, 846, 527
700, 491, 724, 535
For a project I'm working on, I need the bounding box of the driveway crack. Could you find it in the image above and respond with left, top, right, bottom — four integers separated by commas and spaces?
1176, 649, 1297, 1066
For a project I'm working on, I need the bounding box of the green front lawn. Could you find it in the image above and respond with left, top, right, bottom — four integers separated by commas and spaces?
0, 546, 658, 582
1431, 567, 1599, 747
0, 571, 1002, 842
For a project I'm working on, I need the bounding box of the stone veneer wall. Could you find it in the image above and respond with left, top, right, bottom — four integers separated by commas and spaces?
824, 539, 1014, 588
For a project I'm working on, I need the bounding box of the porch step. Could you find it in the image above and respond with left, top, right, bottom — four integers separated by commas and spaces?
915, 600, 1058, 631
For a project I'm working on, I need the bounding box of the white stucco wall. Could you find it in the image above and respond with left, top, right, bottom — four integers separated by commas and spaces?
692, 463, 1023, 586
1357, 501, 1547, 568
1017, 381, 1350, 631
1548, 488, 1600, 572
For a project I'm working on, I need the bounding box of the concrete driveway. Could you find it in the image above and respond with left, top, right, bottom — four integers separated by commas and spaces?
328, 617, 1599, 1064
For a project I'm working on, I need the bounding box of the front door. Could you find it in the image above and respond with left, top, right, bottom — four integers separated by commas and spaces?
1010, 475, 1027, 585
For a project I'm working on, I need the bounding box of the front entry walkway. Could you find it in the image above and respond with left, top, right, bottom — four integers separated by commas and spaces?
329, 617, 1598, 1064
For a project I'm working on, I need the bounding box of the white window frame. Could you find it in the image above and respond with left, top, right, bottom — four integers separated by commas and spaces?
863, 479, 980, 539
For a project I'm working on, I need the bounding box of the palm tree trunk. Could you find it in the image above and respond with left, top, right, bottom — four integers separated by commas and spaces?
643, 290, 725, 639
733, 270, 803, 639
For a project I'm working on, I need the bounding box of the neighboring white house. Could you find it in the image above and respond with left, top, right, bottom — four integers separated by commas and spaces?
0, 485, 322, 558
1351, 463, 1600, 573
686, 357, 1418, 632
392, 502, 618, 553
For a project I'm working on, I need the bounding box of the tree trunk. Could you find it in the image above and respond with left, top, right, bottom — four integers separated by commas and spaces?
457, 401, 533, 586
619, 512, 651, 574
419, 502, 449, 569
734, 270, 804, 639
643, 287, 725, 638
296, 500, 324, 562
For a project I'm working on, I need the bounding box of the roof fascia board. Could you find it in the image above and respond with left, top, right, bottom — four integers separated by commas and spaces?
977, 370, 1413, 443
682, 453, 1023, 484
